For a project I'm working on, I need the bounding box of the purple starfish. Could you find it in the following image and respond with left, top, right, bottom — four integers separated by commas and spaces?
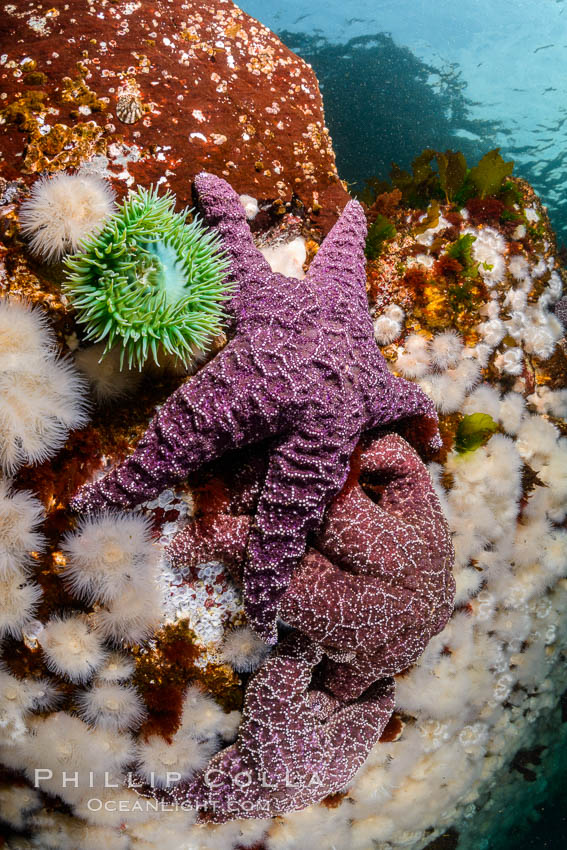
281, 433, 455, 699
169, 433, 455, 700
167, 633, 395, 823
71, 172, 440, 642
555, 295, 567, 331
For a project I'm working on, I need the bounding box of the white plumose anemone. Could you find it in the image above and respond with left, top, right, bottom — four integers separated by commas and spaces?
179, 683, 226, 739
21, 712, 132, 806
0, 480, 45, 578
0, 571, 43, 638
0, 297, 55, 359
373, 303, 405, 345
76, 682, 146, 731
96, 651, 136, 682
74, 343, 143, 402
39, 614, 107, 682
0, 784, 41, 830
19, 171, 115, 262
395, 333, 431, 378
0, 298, 88, 475
135, 732, 216, 788
463, 226, 506, 286
0, 668, 37, 718
429, 330, 463, 370
61, 512, 158, 605
92, 569, 164, 646
220, 625, 271, 673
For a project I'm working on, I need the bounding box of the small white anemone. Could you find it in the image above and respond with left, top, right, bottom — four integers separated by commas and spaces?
395, 333, 431, 378
0, 668, 37, 714
218, 709, 242, 743
61, 511, 158, 605
0, 571, 43, 638
260, 236, 307, 279
135, 732, 216, 788
429, 330, 463, 370
179, 683, 226, 739
507, 255, 531, 283
478, 318, 506, 348
95, 651, 136, 683
92, 575, 163, 646
220, 626, 270, 673
21, 712, 127, 804
463, 226, 506, 286
74, 343, 143, 402
516, 414, 559, 466
0, 480, 45, 578
0, 298, 89, 475
238, 193, 259, 220
374, 304, 405, 345
0, 297, 56, 359
0, 784, 41, 829
493, 347, 524, 376
19, 171, 115, 262
461, 385, 501, 421
39, 614, 107, 682
498, 391, 525, 435
76, 682, 147, 731
419, 372, 466, 414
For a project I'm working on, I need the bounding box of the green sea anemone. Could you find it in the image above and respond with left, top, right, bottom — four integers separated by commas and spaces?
63, 186, 232, 369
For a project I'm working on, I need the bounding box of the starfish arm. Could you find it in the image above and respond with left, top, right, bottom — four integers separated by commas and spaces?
279, 550, 434, 653
166, 514, 250, 583
182, 634, 326, 822
322, 675, 395, 778
321, 586, 455, 699
318, 432, 453, 579
305, 199, 368, 302
194, 172, 272, 312
187, 638, 395, 822
242, 423, 359, 643
368, 374, 442, 453
70, 342, 284, 513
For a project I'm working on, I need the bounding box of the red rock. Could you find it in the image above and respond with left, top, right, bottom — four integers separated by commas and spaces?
0, 0, 350, 233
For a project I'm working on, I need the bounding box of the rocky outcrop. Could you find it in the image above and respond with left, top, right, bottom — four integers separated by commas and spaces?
0, 0, 349, 233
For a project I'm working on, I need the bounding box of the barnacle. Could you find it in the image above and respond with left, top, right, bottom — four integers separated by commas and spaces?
63, 186, 232, 369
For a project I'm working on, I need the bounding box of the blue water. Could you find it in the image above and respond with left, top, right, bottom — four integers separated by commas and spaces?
239, 0, 567, 249
236, 2, 567, 847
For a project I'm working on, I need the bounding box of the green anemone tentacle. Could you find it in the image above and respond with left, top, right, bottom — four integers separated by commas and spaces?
63, 185, 232, 370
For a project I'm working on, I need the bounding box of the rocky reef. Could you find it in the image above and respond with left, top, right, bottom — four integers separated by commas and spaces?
0, 3, 566, 850
0, 0, 348, 234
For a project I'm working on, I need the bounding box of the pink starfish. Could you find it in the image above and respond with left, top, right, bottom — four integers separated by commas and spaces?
169, 433, 455, 699
71, 173, 440, 642
172, 633, 395, 823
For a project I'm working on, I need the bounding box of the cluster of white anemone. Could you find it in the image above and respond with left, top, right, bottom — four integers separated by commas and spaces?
0, 481, 44, 644
136, 683, 241, 789
58, 512, 165, 648
0, 298, 88, 475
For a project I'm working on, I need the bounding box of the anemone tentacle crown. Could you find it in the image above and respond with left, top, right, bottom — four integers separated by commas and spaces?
63, 185, 232, 370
